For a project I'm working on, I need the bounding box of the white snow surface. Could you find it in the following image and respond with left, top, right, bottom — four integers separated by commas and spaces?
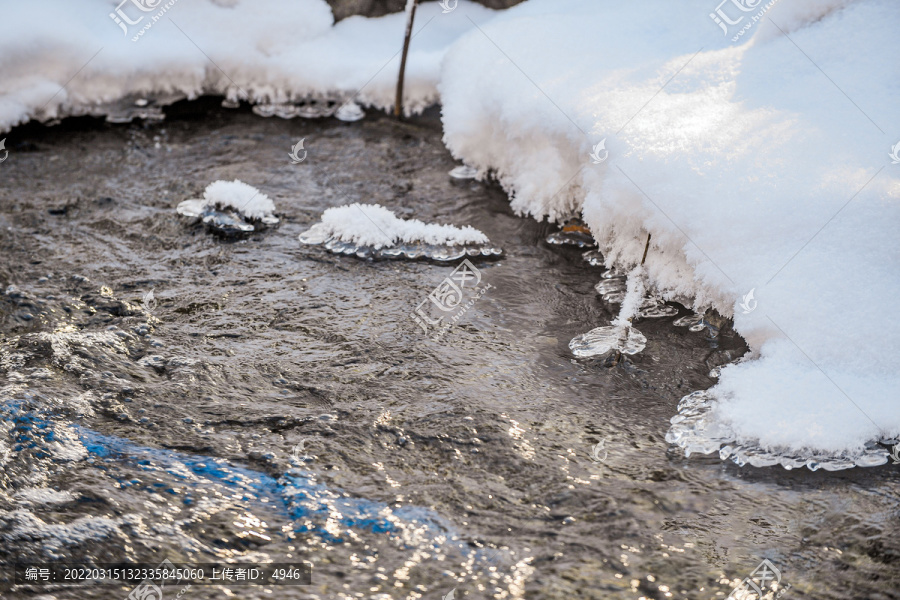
0, 0, 497, 131
317, 203, 489, 248
440, 0, 900, 457
202, 180, 275, 220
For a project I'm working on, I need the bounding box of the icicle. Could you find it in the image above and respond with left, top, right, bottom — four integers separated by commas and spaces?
570, 266, 648, 358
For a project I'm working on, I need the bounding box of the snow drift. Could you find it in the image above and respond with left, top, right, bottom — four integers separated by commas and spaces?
439, 0, 900, 467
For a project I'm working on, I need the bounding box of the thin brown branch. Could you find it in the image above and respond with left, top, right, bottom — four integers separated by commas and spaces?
640, 232, 652, 266
394, 0, 420, 118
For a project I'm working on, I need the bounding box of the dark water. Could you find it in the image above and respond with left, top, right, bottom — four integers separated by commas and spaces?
0, 99, 898, 599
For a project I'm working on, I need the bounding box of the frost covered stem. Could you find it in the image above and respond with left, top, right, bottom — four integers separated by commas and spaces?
612, 266, 646, 328
394, 0, 420, 118
641, 232, 651, 266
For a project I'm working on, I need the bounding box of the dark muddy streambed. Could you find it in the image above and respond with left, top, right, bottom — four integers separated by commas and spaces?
0, 99, 898, 599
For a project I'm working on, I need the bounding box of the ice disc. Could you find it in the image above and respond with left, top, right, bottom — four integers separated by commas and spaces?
175, 199, 206, 219
335, 102, 365, 122
449, 165, 478, 179
569, 325, 646, 357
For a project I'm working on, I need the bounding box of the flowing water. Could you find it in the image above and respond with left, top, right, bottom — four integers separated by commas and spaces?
0, 98, 898, 599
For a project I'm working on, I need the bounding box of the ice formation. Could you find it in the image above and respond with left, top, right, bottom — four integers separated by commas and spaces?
300, 203, 501, 261
569, 326, 646, 359
440, 0, 900, 466
570, 266, 648, 358
546, 220, 596, 248
595, 269, 679, 320
449, 165, 478, 180
667, 390, 894, 470
200, 180, 276, 221
334, 101, 366, 122
176, 180, 278, 236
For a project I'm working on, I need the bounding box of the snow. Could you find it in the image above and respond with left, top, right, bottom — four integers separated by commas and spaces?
201, 180, 275, 221
307, 203, 489, 249
611, 267, 645, 328
0, 0, 497, 131
439, 0, 900, 461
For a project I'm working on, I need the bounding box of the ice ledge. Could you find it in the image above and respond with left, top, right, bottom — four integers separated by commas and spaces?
666, 391, 893, 471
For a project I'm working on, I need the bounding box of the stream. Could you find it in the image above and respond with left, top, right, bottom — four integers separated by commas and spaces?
0, 98, 897, 599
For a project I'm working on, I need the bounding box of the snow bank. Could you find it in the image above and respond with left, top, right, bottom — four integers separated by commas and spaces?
440, 0, 900, 465
0, 0, 497, 132
305, 203, 489, 248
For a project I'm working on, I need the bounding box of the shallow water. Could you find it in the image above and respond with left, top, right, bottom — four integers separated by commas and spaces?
0, 99, 898, 599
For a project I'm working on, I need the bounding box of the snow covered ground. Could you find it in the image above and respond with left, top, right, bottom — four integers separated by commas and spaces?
440, 0, 900, 467
0, 0, 496, 130
2, 0, 898, 468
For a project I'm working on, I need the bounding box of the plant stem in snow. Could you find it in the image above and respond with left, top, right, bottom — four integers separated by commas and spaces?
394, 0, 419, 118
641, 232, 651, 266
612, 266, 645, 328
